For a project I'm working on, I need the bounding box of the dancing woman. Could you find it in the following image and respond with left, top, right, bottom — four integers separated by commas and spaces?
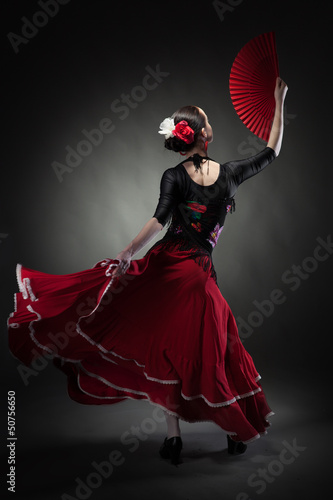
8, 77, 287, 467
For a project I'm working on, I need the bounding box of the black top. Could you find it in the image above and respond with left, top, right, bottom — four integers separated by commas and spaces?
153, 147, 277, 254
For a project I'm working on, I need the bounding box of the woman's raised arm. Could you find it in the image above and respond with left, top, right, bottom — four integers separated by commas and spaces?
267, 77, 288, 156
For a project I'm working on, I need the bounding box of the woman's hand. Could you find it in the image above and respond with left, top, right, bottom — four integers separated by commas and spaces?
110, 249, 132, 278
109, 217, 163, 279
274, 76, 288, 104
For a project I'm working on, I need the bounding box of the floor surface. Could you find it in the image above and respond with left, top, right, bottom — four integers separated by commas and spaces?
3, 372, 331, 500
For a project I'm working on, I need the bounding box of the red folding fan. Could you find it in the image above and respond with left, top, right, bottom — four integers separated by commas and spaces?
229, 32, 279, 142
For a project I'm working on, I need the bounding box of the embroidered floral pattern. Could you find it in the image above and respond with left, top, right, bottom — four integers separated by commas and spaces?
191, 222, 202, 232
185, 201, 207, 233
207, 223, 224, 248
166, 198, 228, 251
170, 223, 183, 234
186, 201, 207, 215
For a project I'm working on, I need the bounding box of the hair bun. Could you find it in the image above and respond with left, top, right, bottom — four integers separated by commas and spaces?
164, 136, 188, 153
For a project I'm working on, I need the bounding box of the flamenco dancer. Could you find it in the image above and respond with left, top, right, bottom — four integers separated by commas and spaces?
8, 76, 287, 467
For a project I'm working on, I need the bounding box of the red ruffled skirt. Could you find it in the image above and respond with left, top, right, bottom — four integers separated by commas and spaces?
8, 240, 273, 443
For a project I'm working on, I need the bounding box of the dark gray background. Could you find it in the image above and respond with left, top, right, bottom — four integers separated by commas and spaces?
2, 1, 332, 499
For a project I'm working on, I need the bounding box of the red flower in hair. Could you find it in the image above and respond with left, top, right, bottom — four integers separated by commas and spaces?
172, 120, 195, 144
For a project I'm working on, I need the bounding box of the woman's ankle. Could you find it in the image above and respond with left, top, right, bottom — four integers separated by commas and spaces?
164, 411, 181, 438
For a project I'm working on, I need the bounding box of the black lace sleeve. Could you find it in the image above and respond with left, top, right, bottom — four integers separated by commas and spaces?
224, 147, 277, 187
152, 168, 180, 227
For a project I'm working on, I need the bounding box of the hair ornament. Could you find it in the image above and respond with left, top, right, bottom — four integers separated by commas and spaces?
158, 118, 195, 144
158, 117, 175, 139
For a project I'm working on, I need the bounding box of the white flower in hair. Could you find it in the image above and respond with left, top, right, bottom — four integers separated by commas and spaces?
158, 117, 175, 139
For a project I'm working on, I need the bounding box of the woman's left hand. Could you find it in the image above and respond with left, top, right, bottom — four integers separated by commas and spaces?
274, 76, 288, 104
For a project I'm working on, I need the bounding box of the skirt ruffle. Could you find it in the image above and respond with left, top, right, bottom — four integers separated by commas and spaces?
8, 241, 273, 443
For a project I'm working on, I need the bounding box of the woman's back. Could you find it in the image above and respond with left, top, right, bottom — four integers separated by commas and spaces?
153, 148, 276, 254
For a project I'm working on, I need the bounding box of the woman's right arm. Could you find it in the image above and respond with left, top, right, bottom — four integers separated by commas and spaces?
110, 168, 179, 277
111, 217, 163, 277
267, 77, 288, 156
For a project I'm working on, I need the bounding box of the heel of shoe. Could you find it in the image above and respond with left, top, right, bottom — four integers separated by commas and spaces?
227, 435, 247, 455
159, 437, 170, 459
168, 437, 182, 466
159, 436, 183, 466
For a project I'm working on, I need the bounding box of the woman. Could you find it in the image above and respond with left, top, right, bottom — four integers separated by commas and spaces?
8, 77, 287, 467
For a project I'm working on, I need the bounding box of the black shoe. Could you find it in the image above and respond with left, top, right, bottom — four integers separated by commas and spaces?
227, 435, 247, 455
159, 436, 183, 466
